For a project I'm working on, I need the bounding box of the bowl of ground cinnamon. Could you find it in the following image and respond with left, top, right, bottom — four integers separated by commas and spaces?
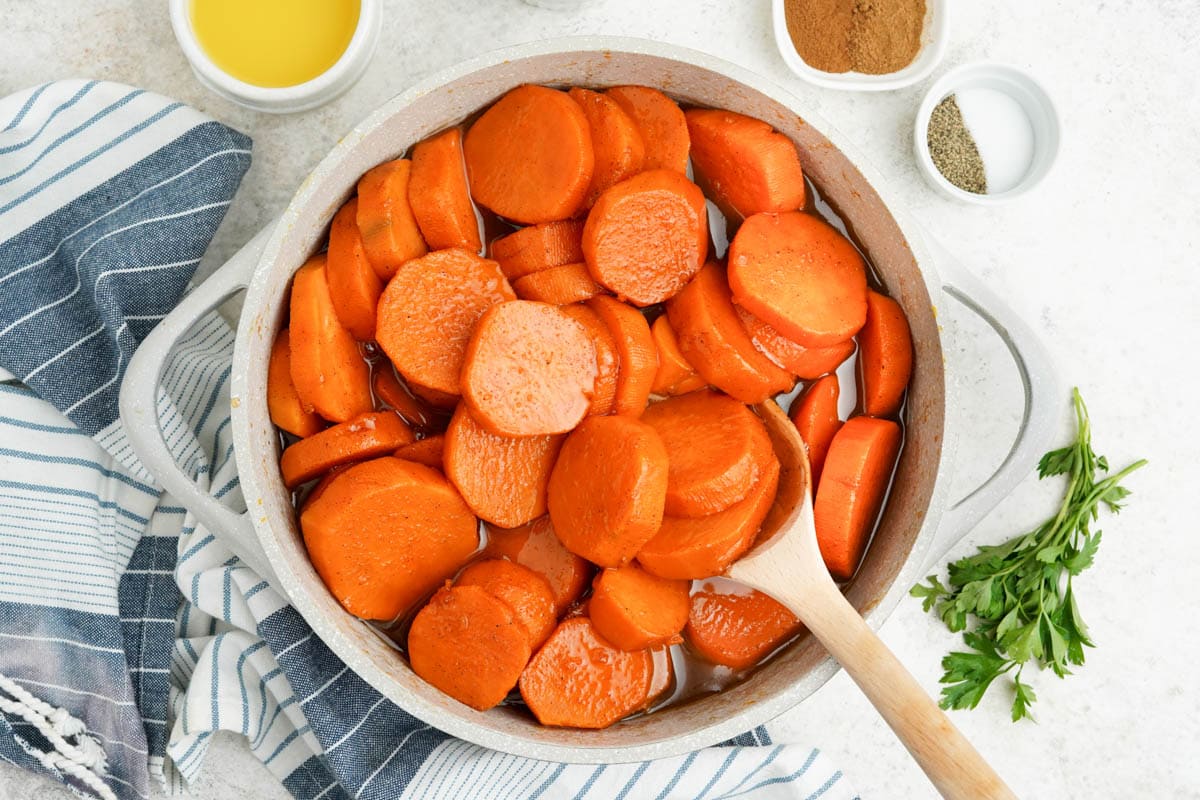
772, 0, 948, 90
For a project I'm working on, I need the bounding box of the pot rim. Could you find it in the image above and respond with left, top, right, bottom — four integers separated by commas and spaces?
231, 36, 957, 762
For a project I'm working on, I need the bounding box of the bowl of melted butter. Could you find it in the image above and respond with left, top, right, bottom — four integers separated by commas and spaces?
170, 0, 381, 113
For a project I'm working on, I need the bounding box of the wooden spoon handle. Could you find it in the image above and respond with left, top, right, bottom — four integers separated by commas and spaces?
800, 581, 1017, 800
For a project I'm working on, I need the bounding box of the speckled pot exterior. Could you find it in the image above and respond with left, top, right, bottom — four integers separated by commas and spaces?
229, 38, 953, 763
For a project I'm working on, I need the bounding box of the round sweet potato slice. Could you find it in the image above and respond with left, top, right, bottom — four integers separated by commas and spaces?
460, 300, 597, 436
519, 617, 653, 729
463, 85, 595, 225
546, 415, 668, 567
408, 585, 531, 711
375, 248, 515, 395
641, 389, 774, 517
444, 403, 564, 528
300, 457, 479, 621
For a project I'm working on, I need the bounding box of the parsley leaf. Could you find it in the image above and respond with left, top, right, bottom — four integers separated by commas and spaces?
910, 575, 950, 612
1011, 672, 1037, 722
910, 389, 1145, 721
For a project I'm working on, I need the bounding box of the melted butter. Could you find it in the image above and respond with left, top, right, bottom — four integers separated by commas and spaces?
189, 0, 360, 88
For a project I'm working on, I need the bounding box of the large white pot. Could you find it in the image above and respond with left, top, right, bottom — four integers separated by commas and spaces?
119, 38, 1059, 763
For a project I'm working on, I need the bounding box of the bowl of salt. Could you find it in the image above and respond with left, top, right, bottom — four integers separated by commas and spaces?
914, 62, 1060, 204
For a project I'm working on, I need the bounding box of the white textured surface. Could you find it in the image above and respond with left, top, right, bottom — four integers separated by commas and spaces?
2, 1, 1198, 798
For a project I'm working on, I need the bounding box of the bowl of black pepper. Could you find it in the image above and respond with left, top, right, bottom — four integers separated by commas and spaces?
914, 62, 1061, 204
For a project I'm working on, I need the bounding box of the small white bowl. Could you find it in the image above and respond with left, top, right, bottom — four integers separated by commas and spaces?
771, 0, 948, 91
914, 62, 1061, 204
169, 0, 381, 114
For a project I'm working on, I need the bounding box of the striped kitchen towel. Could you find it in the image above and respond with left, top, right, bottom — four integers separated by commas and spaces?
0, 80, 857, 800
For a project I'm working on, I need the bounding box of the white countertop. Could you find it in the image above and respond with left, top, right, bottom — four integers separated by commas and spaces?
2, 1, 1198, 798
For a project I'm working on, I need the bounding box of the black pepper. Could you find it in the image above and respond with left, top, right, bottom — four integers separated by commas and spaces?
926, 94, 987, 194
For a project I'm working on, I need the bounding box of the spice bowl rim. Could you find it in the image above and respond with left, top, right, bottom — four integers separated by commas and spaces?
168, 0, 382, 114
769, 0, 948, 92
913, 61, 1062, 205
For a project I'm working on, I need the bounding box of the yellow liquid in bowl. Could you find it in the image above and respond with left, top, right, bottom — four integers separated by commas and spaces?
189, 0, 361, 88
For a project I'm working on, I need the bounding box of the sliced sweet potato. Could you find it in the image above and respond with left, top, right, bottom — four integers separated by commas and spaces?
568, 87, 646, 207
519, 617, 653, 729
606, 85, 689, 175
288, 255, 373, 422
814, 416, 901, 581
589, 565, 689, 651
394, 434, 445, 469
408, 585, 530, 710
642, 389, 775, 517
512, 262, 604, 305
375, 248, 515, 395
357, 158, 427, 279
685, 578, 802, 670
371, 366, 449, 435
736, 304, 856, 380
460, 300, 597, 436
649, 315, 699, 395
727, 211, 868, 348
326, 198, 382, 342
268, 329, 324, 438
484, 516, 592, 614
684, 109, 805, 220
488, 220, 584, 281
588, 295, 657, 417
464, 85, 594, 225
582, 169, 707, 306
790, 374, 842, 486
408, 128, 482, 252
444, 404, 564, 528
301, 457, 479, 621
665, 262, 794, 404
280, 410, 415, 489
456, 559, 557, 649
559, 303, 618, 416
637, 456, 780, 580
546, 415, 668, 567
858, 290, 913, 417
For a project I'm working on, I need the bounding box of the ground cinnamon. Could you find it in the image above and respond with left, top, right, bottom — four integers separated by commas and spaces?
784, 0, 927, 75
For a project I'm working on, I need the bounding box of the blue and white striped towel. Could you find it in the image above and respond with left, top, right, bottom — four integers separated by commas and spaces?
0, 80, 857, 800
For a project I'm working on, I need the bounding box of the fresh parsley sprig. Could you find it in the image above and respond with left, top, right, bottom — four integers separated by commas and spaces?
911, 388, 1146, 721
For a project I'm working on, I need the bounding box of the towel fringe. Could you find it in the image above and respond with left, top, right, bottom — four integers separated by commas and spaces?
0, 671, 117, 800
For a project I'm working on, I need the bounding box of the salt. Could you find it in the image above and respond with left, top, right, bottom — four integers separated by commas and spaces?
955, 88, 1036, 194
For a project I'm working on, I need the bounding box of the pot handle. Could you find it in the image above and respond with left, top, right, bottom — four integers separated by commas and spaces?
119, 226, 279, 586
921, 237, 1063, 572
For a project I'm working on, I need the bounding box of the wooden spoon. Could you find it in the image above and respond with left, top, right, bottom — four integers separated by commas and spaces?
728, 401, 1017, 800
